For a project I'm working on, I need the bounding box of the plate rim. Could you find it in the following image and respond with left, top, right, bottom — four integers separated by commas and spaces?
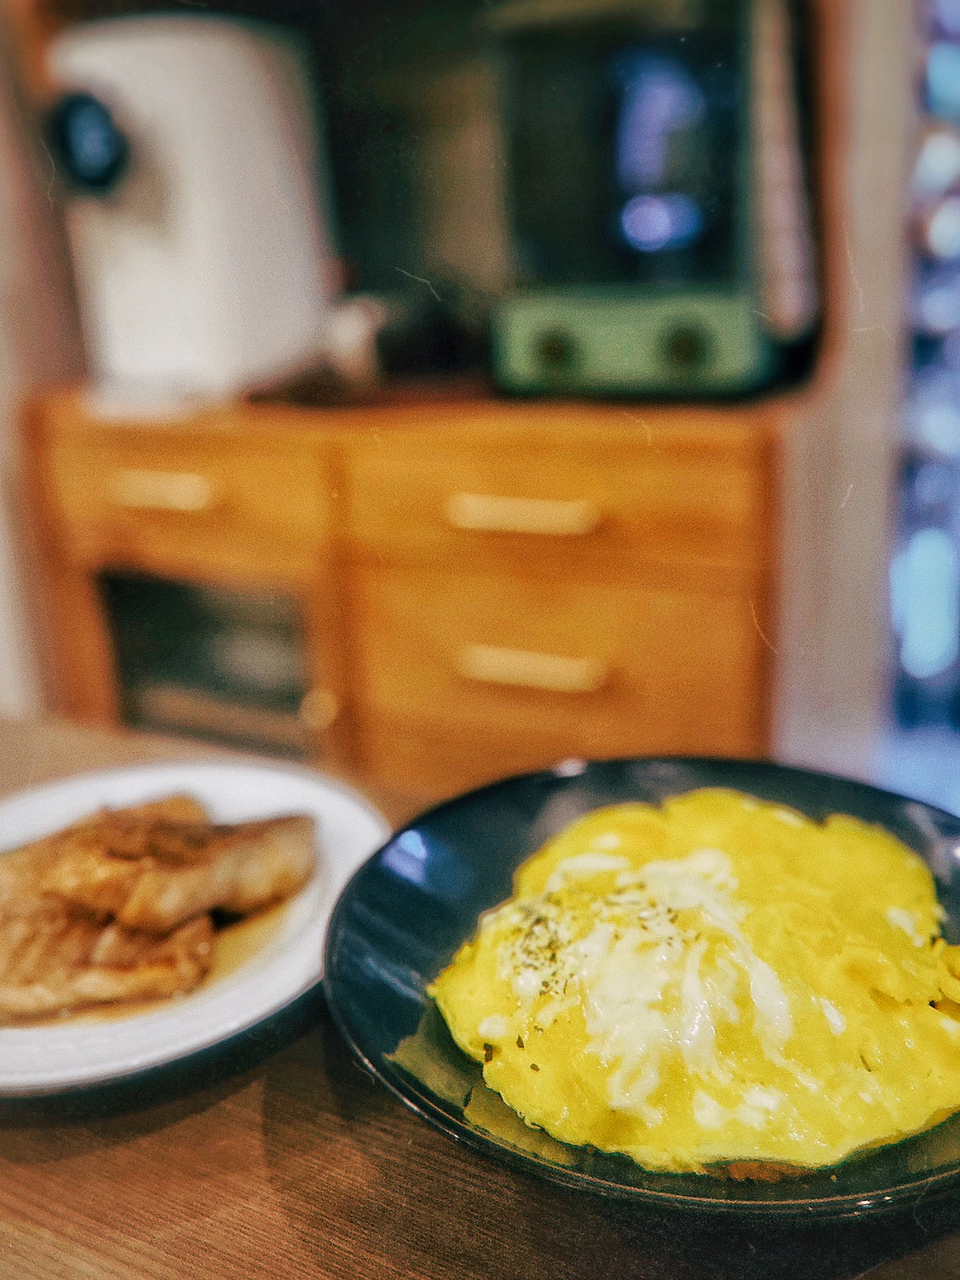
0, 755, 391, 1095
323, 753, 960, 1219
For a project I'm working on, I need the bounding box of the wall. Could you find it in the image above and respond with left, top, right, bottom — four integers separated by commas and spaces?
0, 24, 83, 718
774, 0, 914, 779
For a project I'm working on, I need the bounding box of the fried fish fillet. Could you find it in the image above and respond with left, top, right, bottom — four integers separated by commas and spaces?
0, 795, 317, 1021
79, 795, 210, 826
40, 813, 317, 933
0, 794, 210, 908
0, 895, 214, 1021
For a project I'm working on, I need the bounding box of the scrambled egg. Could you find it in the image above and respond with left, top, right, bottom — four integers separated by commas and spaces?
428, 789, 960, 1173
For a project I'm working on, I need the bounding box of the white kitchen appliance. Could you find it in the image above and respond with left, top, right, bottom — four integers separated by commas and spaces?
47, 14, 341, 416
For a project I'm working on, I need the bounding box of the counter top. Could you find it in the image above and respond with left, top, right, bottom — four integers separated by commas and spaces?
0, 716, 956, 1280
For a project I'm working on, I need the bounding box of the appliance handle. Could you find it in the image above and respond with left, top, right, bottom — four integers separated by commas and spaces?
445, 492, 601, 536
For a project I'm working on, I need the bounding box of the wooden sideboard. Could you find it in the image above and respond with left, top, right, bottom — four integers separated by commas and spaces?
24, 387, 780, 802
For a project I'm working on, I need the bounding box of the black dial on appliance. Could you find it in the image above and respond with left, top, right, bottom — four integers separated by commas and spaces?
661, 322, 712, 371
535, 328, 579, 371
48, 92, 129, 195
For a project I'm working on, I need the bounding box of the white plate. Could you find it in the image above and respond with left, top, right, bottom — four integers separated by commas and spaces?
0, 759, 390, 1094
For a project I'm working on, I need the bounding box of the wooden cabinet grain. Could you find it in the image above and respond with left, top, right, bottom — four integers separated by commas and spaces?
24, 389, 780, 802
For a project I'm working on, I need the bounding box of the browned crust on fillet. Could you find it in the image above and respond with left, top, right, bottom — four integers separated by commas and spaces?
41, 814, 317, 932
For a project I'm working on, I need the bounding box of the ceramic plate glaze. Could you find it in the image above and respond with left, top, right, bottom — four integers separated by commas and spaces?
323, 756, 960, 1219
0, 759, 390, 1093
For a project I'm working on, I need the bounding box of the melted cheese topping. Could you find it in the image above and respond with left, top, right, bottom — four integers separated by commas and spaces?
428, 789, 960, 1173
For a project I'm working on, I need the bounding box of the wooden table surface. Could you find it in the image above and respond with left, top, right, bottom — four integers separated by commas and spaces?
0, 717, 959, 1280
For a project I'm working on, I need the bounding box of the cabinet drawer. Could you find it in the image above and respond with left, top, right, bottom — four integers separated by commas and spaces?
45, 430, 328, 578
345, 418, 774, 577
350, 563, 770, 795
354, 714, 612, 802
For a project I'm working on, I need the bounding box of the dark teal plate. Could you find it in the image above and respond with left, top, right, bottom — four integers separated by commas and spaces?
323, 756, 960, 1219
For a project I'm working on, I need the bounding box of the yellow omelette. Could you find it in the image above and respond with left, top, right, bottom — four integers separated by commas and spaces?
428, 789, 960, 1173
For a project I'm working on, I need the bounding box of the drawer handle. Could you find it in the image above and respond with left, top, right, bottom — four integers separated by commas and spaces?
445, 492, 601, 537
456, 644, 608, 694
107, 468, 218, 513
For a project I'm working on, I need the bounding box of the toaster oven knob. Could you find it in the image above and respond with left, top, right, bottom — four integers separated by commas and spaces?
534, 328, 579, 372
661, 322, 712, 371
